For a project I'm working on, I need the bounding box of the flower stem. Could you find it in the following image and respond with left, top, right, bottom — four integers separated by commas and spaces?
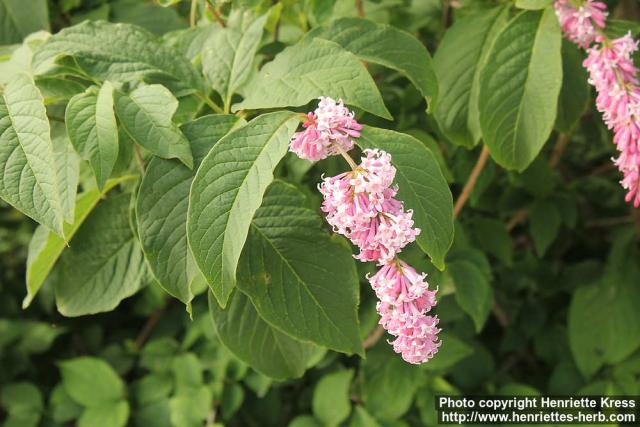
335, 145, 358, 171
190, 0, 198, 27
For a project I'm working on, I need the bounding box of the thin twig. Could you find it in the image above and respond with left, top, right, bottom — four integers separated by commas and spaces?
549, 133, 570, 168
134, 299, 171, 351
133, 145, 145, 174
453, 145, 490, 218
355, 0, 365, 17
190, 0, 198, 27
363, 324, 385, 349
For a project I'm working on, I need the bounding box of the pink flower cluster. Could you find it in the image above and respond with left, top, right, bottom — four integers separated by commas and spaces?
369, 261, 440, 364
289, 97, 440, 364
319, 149, 420, 264
554, 0, 607, 48
584, 36, 640, 206
555, 0, 640, 206
289, 97, 363, 161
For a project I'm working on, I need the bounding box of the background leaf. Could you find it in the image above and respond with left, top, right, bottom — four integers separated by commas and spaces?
312, 370, 353, 427
0, 0, 49, 44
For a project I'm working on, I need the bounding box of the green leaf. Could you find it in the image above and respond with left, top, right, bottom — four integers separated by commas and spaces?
555, 40, 590, 133
24, 175, 136, 308
449, 260, 493, 332
289, 416, 323, 427
479, 8, 562, 171
350, 406, 381, 427
115, 85, 193, 168
233, 38, 391, 119
0, 73, 64, 236
50, 385, 82, 423
137, 115, 240, 310
362, 349, 418, 421
59, 357, 125, 406
1, 382, 42, 427
209, 290, 317, 380
111, 0, 186, 36
515, 0, 552, 10
66, 82, 119, 189
569, 239, 640, 379
51, 121, 79, 224
422, 332, 474, 371
529, 199, 561, 256
433, 7, 508, 148
312, 370, 353, 427
202, 14, 268, 110
603, 19, 640, 39
169, 386, 212, 427
54, 193, 146, 316
32, 20, 202, 91
358, 127, 454, 270
188, 111, 299, 307
307, 17, 438, 111
0, 0, 49, 44
471, 217, 513, 266
237, 181, 363, 355
78, 401, 129, 427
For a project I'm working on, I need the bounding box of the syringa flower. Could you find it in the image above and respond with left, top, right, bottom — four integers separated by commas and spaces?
289, 97, 363, 161
584, 34, 640, 206
319, 149, 420, 264
368, 260, 440, 364
554, 0, 607, 48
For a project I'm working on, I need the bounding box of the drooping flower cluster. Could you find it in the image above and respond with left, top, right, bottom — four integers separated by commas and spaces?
319, 149, 420, 264
554, 0, 640, 206
554, 0, 607, 48
368, 261, 440, 364
289, 97, 440, 364
289, 97, 363, 161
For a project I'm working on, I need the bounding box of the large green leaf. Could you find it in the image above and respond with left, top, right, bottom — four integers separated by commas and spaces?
479, 8, 562, 171
233, 38, 391, 119
0, 0, 49, 44
202, 14, 267, 111
32, 20, 202, 91
358, 127, 453, 270
188, 111, 299, 307
433, 7, 508, 148
54, 193, 146, 316
115, 85, 193, 168
237, 181, 363, 355
209, 291, 317, 380
136, 115, 241, 310
307, 17, 438, 110
24, 176, 136, 308
78, 401, 129, 427
0, 73, 64, 236
66, 82, 118, 189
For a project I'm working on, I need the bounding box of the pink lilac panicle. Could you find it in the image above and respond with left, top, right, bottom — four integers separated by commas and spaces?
319, 149, 420, 264
368, 260, 440, 364
554, 0, 607, 48
289, 97, 363, 161
583, 34, 640, 206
